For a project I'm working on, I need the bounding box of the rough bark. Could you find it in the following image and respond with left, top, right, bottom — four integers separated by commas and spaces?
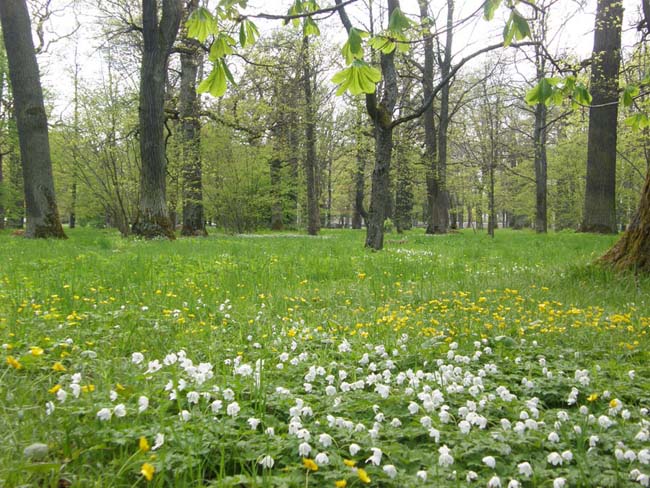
534, 102, 548, 233
270, 156, 284, 230
0, 151, 4, 230
580, 0, 622, 234
180, 1, 207, 237
352, 108, 368, 229
132, 0, 182, 239
302, 35, 320, 236
601, 167, 650, 271
0, 0, 66, 238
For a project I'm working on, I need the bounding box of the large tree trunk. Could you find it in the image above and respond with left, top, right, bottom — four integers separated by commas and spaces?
132, 0, 181, 239
0, 0, 66, 238
302, 35, 320, 236
580, 0, 622, 234
534, 102, 548, 233
602, 167, 650, 271
352, 108, 368, 229
180, 1, 206, 237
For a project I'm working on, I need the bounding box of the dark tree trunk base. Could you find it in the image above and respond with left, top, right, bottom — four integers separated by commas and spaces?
132, 217, 176, 240
578, 223, 618, 234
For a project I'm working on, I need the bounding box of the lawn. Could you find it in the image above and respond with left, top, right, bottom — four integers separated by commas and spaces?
0, 228, 649, 487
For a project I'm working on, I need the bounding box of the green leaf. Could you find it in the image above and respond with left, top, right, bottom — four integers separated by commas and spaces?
622, 84, 640, 107
198, 61, 229, 97
484, 0, 502, 20
209, 34, 236, 61
388, 7, 411, 33
525, 78, 555, 106
511, 10, 531, 40
186, 7, 217, 43
573, 84, 592, 106
332, 60, 381, 96
239, 20, 259, 48
625, 113, 650, 131
341, 28, 367, 64
369, 35, 396, 54
503, 18, 515, 47
303, 17, 320, 37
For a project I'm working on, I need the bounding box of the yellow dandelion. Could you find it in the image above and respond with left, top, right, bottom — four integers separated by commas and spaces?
357, 468, 371, 484
137, 437, 150, 453
52, 362, 66, 372
116, 383, 126, 392
48, 384, 62, 394
335, 480, 347, 488
303, 458, 318, 471
587, 393, 599, 402
140, 462, 155, 481
343, 459, 357, 467
6, 356, 22, 369
30, 346, 44, 356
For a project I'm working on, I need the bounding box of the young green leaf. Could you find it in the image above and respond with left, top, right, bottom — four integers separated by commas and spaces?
622, 84, 640, 107
625, 113, 650, 130
186, 7, 218, 43
239, 20, 259, 48
573, 84, 592, 106
209, 34, 236, 61
303, 16, 320, 37
198, 61, 229, 97
525, 77, 555, 106
388, 7, 412, 33
341, 28, 367, 64
484, 0, 502, 20
332, 60, 381, 96
511, 10, 531, 40
369, 35, 396, 54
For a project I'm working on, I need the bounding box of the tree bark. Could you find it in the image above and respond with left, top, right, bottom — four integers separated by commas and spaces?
0, 0, 66, 238
534, 101, 548, 233
180, 0, 206, 237
580, 0, 622, 234
132, 0, 182, 239
302, 35, 320, 236
352, 108, 368, 229
601, 167, 650, 271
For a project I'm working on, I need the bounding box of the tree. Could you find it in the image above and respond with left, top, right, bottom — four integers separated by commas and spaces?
580, 0, 623, 234
0, 0, 66, 238
179, 0, 207, 237
302, 35, 321, 236
132, 0, 182, 239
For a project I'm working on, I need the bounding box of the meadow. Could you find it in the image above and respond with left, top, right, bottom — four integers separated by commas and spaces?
1, 228, 649, 487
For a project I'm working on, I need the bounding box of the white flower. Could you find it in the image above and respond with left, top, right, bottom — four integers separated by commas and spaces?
598, 415, 614, 429
210, 400, 223, 413
318, 433, 332, 447
70, 384, 81, 398
349, 443, 361, 456
383, 464, 397, 478
298, 442, 311, 457
507, 481, 521, 488
638, 473, 650, 487
315, 452, 330, 465
408, 402, 419, 415
145, 360, 162, 374
179, 409, 191, 421
518, 462, 533, 477
639, 449, 650, 465
636, 430, 649, 442
222, 388, 235, 401
390, 418, 402, 428
624, 450, 637, 462
438, 445, 454, 467
487, 475, 501, 487
548, 431, 560, 443
366, 447, 382, 466
325, 385, 336, 396
561, 450, 573, 462
187, 391, 200, 404
97, 408, 112, 421
226, 401, 240, 417
247, 418, 261, 430
259, 455, 274, 469
589, 435, 599, 447
56, 389, 67, 403
466, 471, 478, 482
114, 404, 126, 417
547, 452, 563, 466
459, 420, 471, 434
109, 390, 118, 402
131, 352, 144, 364
483, 456, 496, 469
553, 478, 566, 488
416, 470, 427, 481
152, 433, 164, 450
138, 396, 149, 413
45, 401, 55, 416
429, 427, 440, 442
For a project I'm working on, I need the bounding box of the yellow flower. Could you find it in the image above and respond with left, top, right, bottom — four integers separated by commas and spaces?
587, 393, 599, 402
6, 356, 22, 369
343, 459, 357, 467
116, 383, 126, 392
303, 458, 318, 471
48, 384, 62, 394
81, 384, 95, 393
30, 346, 44, 356
357, 468, 371, 484
335, 480, 347, 488
139, 437, 150, 453
609, 398, 620, 408
52, 362, 66, 372
140, 462, 155, 481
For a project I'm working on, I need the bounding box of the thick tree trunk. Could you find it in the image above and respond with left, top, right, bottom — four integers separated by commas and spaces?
352, 110, 368, 229
580, 0, 622, 234
602, 167, 650, 271
366, 121, 393, 249
534, 102, 548, 233
302, 36, 320, 236
0, 0, 66, 238
132, 0, 181, 239
179, 4, 206, 237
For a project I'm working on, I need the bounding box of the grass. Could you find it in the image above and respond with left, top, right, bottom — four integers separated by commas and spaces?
0, 228, 649, 487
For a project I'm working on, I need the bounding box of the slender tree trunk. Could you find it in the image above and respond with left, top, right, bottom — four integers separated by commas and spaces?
326, 156, 333, 227
488, 161, 496, 238
0, 0, 65, 238
0, 151, 4, 230
580, 0, 622, 234
180, 2, 206, 237
132, 0, 181, 239
534, 101, 548, 233
352, 109, 368, 229
302, 35, 320, 236
270, 156, 284, 230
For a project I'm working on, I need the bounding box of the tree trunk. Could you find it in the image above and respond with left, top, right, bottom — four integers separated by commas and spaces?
180, 2, 207, 237
132, 0, 181, 239
270, 156, 284, 230
601, 166, 650, 271
0, 0, 66, 238
352, 108, 368, 229
580, 0, 622, 234
302, 35, 320, 236
534, 102, 548, 233
0, 151, 4, 230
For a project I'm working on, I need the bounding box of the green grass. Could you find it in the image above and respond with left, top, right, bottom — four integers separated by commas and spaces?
0, 228, 648, 487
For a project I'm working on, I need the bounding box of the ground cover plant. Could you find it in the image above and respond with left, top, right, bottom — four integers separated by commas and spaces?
1, 229, 649, 487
